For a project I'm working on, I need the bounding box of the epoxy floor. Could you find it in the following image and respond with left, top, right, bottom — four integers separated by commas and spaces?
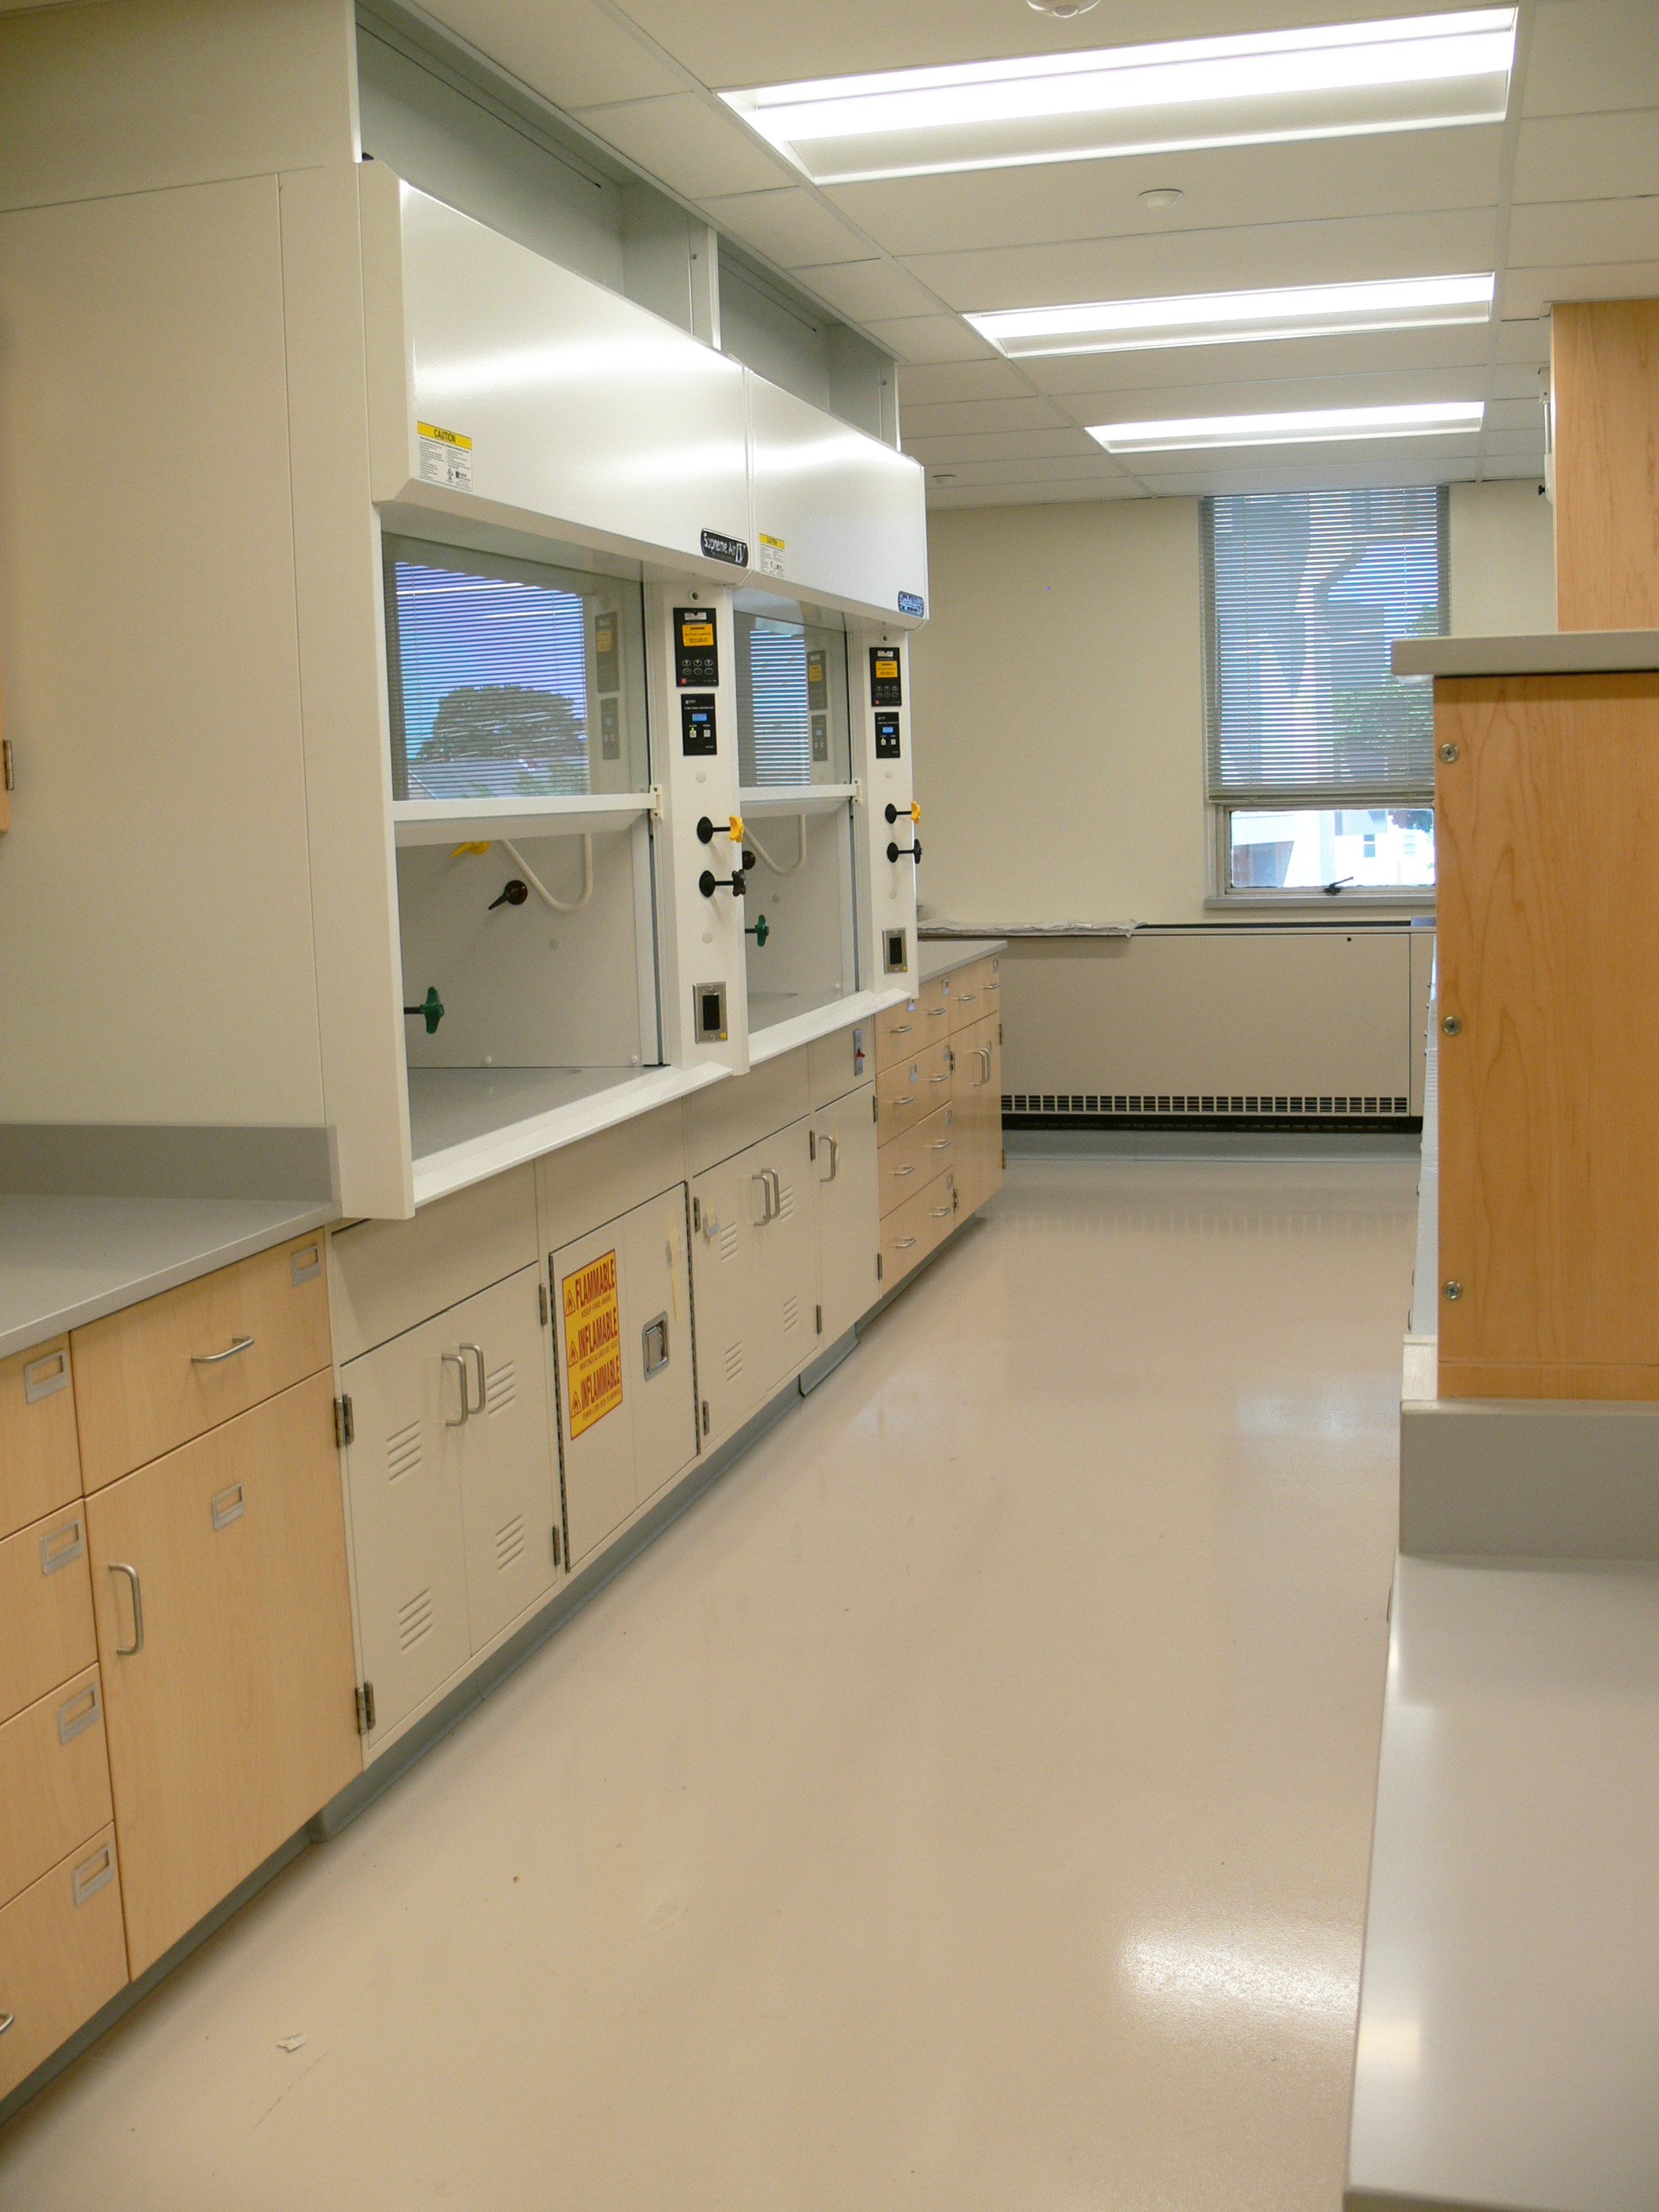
0, 1156, 1417, 2212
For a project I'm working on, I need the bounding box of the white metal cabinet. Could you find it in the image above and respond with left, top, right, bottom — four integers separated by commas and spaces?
812, 1087, 880, 1344
691, 1119, 820, 1443
551, 1186, 697, 1568
340, 1262, 556, 1744
753, 1118, 817, 1395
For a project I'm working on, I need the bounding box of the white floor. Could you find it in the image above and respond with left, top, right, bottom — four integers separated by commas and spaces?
0, 1156, 1418, 2212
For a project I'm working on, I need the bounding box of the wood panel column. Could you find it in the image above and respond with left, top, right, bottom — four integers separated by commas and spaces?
1551, 299, 1659, 629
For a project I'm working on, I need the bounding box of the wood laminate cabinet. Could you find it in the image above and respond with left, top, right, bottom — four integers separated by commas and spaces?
0, 1829, 128, 2101
874, 952, 1004, 1287
87, 1373, 360, 1974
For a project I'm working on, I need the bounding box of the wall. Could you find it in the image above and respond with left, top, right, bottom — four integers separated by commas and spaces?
911, 478, 1554, 1109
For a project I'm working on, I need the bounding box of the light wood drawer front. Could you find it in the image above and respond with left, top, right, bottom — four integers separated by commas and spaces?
881, 1169, 957, 1287
72, 1234, 331, 1491
872, 995, 922, 1072
877, 1040, 950, 1146
0, 1667, 112, 1911
918, 975, 952, 1046
0, 1506, 96, 1726
880, 1103, 957, 1218
0, 1827, 128, 2101
88, 1374, 361, 1976
0, 1338, 82, 1542
948, 959, 993, 1033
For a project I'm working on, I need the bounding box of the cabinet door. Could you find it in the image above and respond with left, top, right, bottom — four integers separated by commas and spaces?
454, 1267, 558, 1649
690, 1147, 772, 1443
814, 1090, 880, 1344
88, 1376, 360, 1975
340, 1314, 472, 1745
621, 1188, 697, 1506
957, 1014, 1001, 1217
755, 1120, 818, 1393
553, 1223, 640, 1567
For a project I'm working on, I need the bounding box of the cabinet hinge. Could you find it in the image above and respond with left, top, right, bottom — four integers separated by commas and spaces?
871, 1093, 879, 1125
334, 1394, 354, 1448
808, 1129, 816, 1161
355, 1681, 376, 1735
1, 738, 13, 792
538, 1281, 550, 1328
701, 1398, 710, 1436
999, 1021, 1004, 1045
551, 1523, 561, 1568
876, 1252, 884, 1282
815, 1303, 823, 1336
692, 1196, 702, 1231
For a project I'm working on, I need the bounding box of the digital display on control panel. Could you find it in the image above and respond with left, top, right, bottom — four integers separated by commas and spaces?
674, 606, 719, 688
594, 608, 620, 694
874, 710, 901, 760
680, 693, 718, 757
806, 647, 828, 712
869, 646, 902, 708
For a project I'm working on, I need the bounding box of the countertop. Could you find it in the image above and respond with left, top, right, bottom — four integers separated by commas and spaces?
0, 1193, 338, 1363
1393, 628, 1659, 678
918, 936, 1006, 984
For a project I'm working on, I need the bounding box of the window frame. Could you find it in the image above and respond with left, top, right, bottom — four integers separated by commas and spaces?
1200, 486, 1446, 912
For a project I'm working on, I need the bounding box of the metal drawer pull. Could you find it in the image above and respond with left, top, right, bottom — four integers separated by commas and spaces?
894, 1092, 915, 1108
927, 1138, 951, 1151
58, 1681, 102, 1745
22, 1348, 69, 1403
109, 1563, 144, 1656
192, 1335, 255, 1367
927, 1006, 947, 1018
211, 1483, 246, 1531
818, 1133, 840, 1184
893, 1236, 918, 1251
41, 1516, 85, 1575
441, 1351, 469, 1427
929, 1071, 950, 1084
72, 1845, 115, 1907
958, 991, 977, 1005
893, 1164, 917, 1179
289, 1243, 321, 1285
0, 2014, 13, 2038
642, 1313, 670, 1378
461, 1344, 486, 1415
930, 1203, 955, 1219
890, 1022, 912, 1035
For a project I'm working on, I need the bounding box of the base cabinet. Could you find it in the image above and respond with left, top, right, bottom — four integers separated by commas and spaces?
551, 1185, 697, 1568
87, 1375, 360, 1975
340, 1263, 558, 1749
955, 1012, 1004, 1218
0, 1827, 128, 2101
692, 1120, 820, 1443
813, 1087, 880, 1344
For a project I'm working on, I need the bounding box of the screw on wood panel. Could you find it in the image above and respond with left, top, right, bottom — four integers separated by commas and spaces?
1441, 1014, 1463, 1035
1439, 742, 1460, 763
1443, 1281, 1464, 1301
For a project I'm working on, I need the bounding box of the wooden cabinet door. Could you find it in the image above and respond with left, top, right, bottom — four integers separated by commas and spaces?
753, 1119, 817, 1393
957, 1014, 1001, 1216
340, 1313, 472, 1745
87, 1376, 360, 1974
621, 1188, 697, 1507
690, 1146, 771, 1443
454, 1267, 557, 1648
814, 1090, 879, 1344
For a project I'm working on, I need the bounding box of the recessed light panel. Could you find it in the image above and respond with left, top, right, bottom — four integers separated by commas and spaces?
722, 12, 1516, 185
970, 274, 1496, 359
1089, 401, 1485, 453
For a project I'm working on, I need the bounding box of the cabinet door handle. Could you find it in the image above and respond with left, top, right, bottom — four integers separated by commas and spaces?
461, 1344, 486, 1414
818, 1134, 840, 1184
192, 1335, 255, 1367
109, 1563, 144, 1656
766, 1168, 783, 1219
641, 1313, 670, 1377
751, 1171, 772, 1226
441, 1351, 469, 1427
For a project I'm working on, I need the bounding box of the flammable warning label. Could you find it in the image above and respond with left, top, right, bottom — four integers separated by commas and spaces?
563, 1249, 623, 1439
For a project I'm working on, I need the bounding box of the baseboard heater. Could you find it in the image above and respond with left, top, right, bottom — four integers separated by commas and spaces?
1002, 1090, 1420, 1135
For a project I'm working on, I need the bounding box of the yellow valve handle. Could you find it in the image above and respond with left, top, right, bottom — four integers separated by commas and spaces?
450, 842, 493, 856
729, 814, 745, 842
908, 803, 922, 823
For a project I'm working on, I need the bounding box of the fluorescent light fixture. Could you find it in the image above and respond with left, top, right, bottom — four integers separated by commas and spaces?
969, 272, 1495, 359
721, 11, 1516, 184
1089, 400, 1484, 453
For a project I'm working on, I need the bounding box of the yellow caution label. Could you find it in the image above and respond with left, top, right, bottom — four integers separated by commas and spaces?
416, 422, 473, 449
875, 656, 899, 680
681, 620, 715, 647
563, 1249, 623, 1439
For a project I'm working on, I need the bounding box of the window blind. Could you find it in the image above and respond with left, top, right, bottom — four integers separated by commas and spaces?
1205, 486, 1445, 808
741, 617, 813, 785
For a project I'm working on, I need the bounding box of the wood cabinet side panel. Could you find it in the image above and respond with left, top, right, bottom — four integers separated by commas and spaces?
1551, 300, 1659, 631
0, 1337, 82, 1540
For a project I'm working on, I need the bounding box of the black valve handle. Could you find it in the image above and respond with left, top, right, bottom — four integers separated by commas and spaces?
488, 879, 529, 911
699, 868, 747, 899
887, 840, 922, 864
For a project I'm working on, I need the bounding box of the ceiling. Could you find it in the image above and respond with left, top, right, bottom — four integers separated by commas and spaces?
418, 0, 1659, 505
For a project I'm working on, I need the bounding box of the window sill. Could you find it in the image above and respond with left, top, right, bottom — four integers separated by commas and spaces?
1203, 893, 1436, 918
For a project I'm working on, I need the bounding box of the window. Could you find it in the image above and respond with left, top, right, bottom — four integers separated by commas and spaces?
1204, 486, 1445, 899
734, 606, 852, 788
383, 537, 649, 801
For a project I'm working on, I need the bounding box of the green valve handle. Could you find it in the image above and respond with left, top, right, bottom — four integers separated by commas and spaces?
747, 914, 770, 947
404, 986, 445, 1034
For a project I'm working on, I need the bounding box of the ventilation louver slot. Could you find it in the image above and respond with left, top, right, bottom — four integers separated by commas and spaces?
724, 1340, 744, 1382
1002, 1091, 1414, 1126
485, 1361, 516, 1416
719, 1223, 741, 1264
494, 1515, 526, 1573
386, 1420, 422, 1484
775, 1181, 796, 1221
397, 1586, 435, 1649
782, 1294, 800, 1336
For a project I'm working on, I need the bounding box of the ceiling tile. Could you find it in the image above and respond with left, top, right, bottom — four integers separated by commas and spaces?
1502, 260, 1659, 317
894, 359, 1033, 404
903, 426, 1103, 464
825, 127, 1503, 261
571, 92, 794, 198
1512, 111, 1659, 203
701, 186, 873, 269
903, 210, 1501, 315
1058, 366, 1490, 429
929, 480, 1151, 508
924, 453, 1138, 489
1491, 315, 1553, 361
420, 0, 686, 105
1478, 459, 1548, 480
863, 314, 1001, 364
1124, 432, 1484, 470
795, 257, 942, 321
1482, 426, 1548, 454
1522, 0, 1659, 115
1136, 457, 1478, 497
1484, 395, 1548, 429
1508, 197, 1659, 268
900, 395, 1073, 437
1019, 324, 1496, 397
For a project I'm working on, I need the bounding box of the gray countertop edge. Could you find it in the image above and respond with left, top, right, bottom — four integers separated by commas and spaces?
918, 936, 1007, 983
0, 1198, 340, 1363
1393, 629, 1659, 678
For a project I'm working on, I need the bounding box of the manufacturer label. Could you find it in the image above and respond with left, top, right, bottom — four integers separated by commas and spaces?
759, 531, 786, 578
898, 591, 925, 618
700, 528, 748, 567
416, 422, 473, 490
563, 1250, 623, 1439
